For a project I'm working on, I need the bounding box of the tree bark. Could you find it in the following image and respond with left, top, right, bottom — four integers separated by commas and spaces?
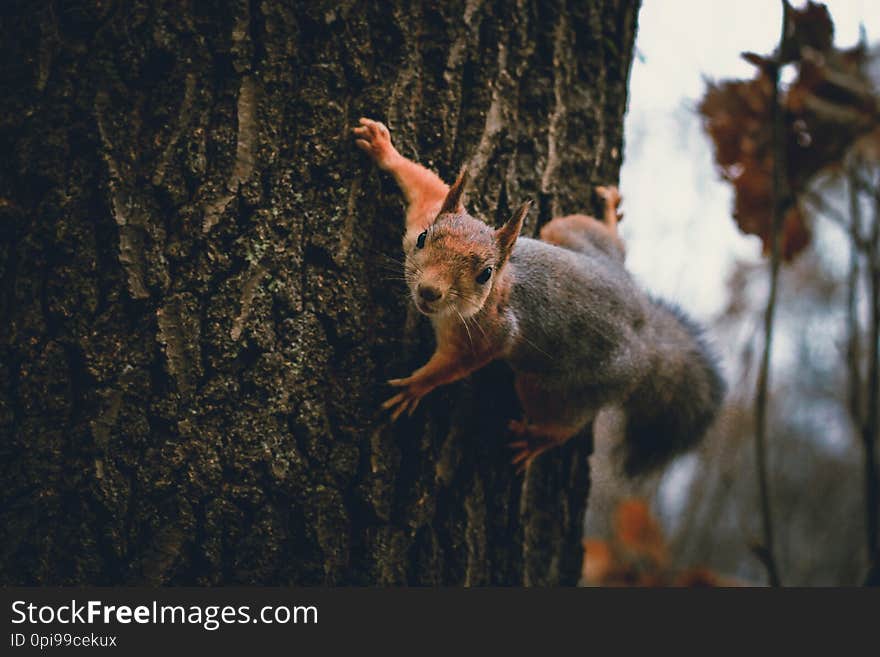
0, 0, 639, 585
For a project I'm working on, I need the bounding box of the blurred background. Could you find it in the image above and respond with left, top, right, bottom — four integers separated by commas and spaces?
585, 0, 880, 586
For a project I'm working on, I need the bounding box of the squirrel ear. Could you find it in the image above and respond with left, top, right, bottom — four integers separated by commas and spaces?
438, 167, 469, 216
496, 200, 531, 260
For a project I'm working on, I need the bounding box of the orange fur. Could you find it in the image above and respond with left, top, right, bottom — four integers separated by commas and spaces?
355, 118, 639, 472
539, 186, 625, 258
581, 499, 736, 587
353, 117, 448, 234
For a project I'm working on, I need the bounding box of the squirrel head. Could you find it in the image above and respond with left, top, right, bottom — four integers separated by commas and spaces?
403, 167, 531, 319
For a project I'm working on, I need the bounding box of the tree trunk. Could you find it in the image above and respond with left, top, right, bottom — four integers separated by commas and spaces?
0, 0, 639, 585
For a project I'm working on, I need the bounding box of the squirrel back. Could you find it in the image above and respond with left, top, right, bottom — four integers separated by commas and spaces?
505, 237, 724, 475
506, 236, 647, 387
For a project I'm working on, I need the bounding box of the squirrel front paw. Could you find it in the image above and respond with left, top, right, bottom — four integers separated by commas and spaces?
353, 117, 399, 171
382, 375, 432, 422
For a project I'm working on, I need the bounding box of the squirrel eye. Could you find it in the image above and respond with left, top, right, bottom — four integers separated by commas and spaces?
476, 266, 492, 284
416, 230, 427, 249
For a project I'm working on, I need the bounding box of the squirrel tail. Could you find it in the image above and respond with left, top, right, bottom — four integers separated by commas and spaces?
619, 298, 725, 477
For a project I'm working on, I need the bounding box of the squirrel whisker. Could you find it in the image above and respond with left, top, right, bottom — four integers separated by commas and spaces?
358, 116, 724, 475
447, 290, 488, 340
453, 306, 475, 354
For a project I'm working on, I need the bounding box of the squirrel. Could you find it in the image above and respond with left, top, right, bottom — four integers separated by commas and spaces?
353, 117, 725, 474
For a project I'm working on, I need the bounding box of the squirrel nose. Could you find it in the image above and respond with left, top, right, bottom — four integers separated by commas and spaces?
418, 284, 442, 302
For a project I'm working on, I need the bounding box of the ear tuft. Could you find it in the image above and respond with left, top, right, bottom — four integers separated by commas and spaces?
496, 200, 531, 261
438, 166, 469, 216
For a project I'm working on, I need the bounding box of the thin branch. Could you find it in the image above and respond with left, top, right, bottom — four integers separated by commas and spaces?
803, 189, 870, 250
862, 175, 880, 585
847, 174, 865, 433
802, 189, 849, 227
852, 170, 880, 205
751, 0, 789, 588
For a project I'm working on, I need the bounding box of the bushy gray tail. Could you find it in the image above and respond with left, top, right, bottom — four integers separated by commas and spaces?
620, 298, 725, 477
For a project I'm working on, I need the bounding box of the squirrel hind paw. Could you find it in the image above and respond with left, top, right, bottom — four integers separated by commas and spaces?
595, 185, 622, 208
506, 420, 572, 473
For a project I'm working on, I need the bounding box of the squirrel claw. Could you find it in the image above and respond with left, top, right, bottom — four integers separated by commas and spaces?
382, 381, 426, 421
595, 185, 623, 224
381, 391, 404, 410
595, 185, 621, 204
383, 392, 420, 422
353, 117, 396, 169
507, 421, 559, 473
508, 419, 530, 437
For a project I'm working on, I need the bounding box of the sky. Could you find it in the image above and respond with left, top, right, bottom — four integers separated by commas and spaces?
620, 0, 877, 321
599, 0, 879, 542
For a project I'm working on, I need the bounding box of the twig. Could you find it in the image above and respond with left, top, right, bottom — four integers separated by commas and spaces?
852, 171, 880, 204
862, 173, 880, 585
803, 189, 870, 250
751, 0, 790, 588
847, 173, 865, 435
802, 189, 850, 229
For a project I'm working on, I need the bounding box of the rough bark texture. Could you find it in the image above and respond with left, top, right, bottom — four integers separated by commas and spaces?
0, 0, 639, 585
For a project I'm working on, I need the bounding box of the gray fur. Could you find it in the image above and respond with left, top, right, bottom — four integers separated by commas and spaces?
504, 236, 725, 475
